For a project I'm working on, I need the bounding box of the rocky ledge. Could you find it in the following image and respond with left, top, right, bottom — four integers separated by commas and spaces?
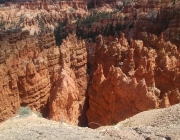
0, 103, 180, 140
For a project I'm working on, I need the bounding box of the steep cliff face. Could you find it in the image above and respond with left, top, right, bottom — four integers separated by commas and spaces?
138, 32, 180, 105
1, 0, 180, 128
87, 34, 180, 128
0, 30, 54, 120
0, 30, 88, 125
84, 0, 180, 128
49, 33, 88, 126
0, 64, 20, 122
87, 65, 159, 128
0, 0, 88, 35
161, 7, 180, 47
128, 0, 180, 48
49, 65, 80, 125
123, 0, 174, 14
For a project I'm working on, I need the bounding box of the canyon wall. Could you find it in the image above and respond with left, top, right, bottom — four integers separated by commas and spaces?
0, 30, 87, 126
1, 0, 180, 128
122, 0, 180, 48
5, 0, 87, 12
0, 29, 48, 121
86, 34, 180, 128
49, 33, 88, 126
0, 0, 88, 35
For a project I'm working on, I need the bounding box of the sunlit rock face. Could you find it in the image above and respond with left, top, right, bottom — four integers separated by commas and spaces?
87, 65, 159, 129
0, 30, 52, 121
0, 30, 88, 126
119, 0, 180, 48
0, 0, 88, 35
86, 34, 180, 128
49, 33, 88, 126
1, 0, 180, 129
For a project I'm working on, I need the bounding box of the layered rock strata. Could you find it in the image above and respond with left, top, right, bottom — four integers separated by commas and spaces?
87, 34, 180, 128
0, 30, 87, 126
123, 0, 180, 48
87, 64, 159, 128
0, 0, 88, 34
0, 30, 54, 120
49, 33, 88, 125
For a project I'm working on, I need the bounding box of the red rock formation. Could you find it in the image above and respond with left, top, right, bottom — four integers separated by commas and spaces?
1, 0, 180, 128
91, 35, 124, 77
49, 65, 80, 125
138, 32, 180, 97
49, 33, 88, 126
0, 64, 20, 122
122, 0, 174, 14
87, 64, 159, 128
0, 0, 88, 33
85, 39, 96, 71
0, 30, 54, 120
87, 33, 180, 128
0, 30, 88, 126
127, 1, 180, 48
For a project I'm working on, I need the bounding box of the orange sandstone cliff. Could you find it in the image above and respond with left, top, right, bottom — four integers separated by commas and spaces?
86, 34, 180, 128
1, 0, 180, 129
49, 34, 88, 125
0, 30, 87, 125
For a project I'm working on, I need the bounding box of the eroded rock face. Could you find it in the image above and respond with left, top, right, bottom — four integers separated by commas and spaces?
87, 65, 159, 128
0, 30, 88, 126
87, 34, 180, 128
0, 64, 20, 122
1, 0, 180, 128
0, 0, 88, 35
0, 30, 53, 120
49, 33, 88, 126
49, 66, 80, 125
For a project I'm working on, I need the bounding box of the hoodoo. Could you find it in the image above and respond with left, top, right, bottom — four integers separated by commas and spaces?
0, 0, 180, 132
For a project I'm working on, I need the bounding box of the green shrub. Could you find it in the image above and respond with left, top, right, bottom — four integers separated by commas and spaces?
18, 107, 43, 118
18, 107, 32, 118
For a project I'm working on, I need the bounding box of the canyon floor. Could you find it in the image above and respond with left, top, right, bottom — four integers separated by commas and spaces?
0, 104, 179, 140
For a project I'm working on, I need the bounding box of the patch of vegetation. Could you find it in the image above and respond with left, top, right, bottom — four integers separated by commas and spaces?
0, 0, 10, 4
69, 8, 75, 13
0, 14, 6, 30
38, 19, 45, 31
19, 14, 24, 23
87, 1, 94, 9
16, 14, 25, 28
121, 119, 131, 127
18, 107, 32, 118
18, 107, 43, 118
54, 8, 134, 46
116, 5, 124, 11
54, 21, 69, 46
76, 10, 119, 26
75, 10, 125, 41
0, 20, 5, 30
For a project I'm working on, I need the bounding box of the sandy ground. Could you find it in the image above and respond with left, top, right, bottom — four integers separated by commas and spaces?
0, 104, 180, 140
